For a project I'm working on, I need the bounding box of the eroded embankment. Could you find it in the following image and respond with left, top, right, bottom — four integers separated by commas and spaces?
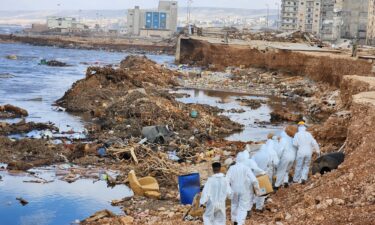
178, 38, 374, 86
245, 75, 375, 225
0, 34, 175, 54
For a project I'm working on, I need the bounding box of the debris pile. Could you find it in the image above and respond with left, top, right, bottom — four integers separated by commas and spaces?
0, 136, 67, 170
0, 104, 28, 118
229, 30, 322, 45
58, 56, 242, 140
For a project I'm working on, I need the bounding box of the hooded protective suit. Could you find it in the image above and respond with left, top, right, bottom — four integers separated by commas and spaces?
227, 152, 260, 225
241, 150, 266, 176
252, 140, 280, 210
200, 173, 231, 225
275, 131, 297, 187
293, 126, 320, 183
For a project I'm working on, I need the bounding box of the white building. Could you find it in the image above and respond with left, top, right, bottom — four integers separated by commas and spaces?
281, 0, 321, 35
47, 17, 87, 33
127, 0, 178, 38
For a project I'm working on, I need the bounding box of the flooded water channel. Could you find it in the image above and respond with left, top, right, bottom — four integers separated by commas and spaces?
0, 42, 288, 224
173, 88, 285, 142
0, 164, 132, 225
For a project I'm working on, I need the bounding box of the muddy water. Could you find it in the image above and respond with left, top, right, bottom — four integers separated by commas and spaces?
0, 43, 174, 132
173, 88, 285, 142
0, 165, 132, 225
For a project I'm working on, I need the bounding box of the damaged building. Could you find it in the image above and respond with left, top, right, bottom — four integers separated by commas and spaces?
281, 0, 369, 44
127, 0, 178, 38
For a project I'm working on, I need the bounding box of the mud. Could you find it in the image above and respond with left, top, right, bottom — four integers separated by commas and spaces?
0, 136, 67, 170
0, 104, 28, 118
0, 119, 58, 136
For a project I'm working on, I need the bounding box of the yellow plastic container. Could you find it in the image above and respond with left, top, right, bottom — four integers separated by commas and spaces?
256, 175, 274, 196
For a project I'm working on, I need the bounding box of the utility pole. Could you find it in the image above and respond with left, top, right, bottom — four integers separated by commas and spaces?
275, 2, 280, 29
266, 4, 269, 29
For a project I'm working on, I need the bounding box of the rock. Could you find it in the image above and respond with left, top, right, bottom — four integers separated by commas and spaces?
333, 198, 345, 205
326, 199, 333, 206
158, 207, 166, 211
315, 215, 325, 221
285, 213, 292, 220
119, 216, 134, 224
274, 212, 284, 221
348, 173, 354, 181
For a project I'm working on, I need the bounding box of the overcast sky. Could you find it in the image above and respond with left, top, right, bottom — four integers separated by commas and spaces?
0, 0, 281, 11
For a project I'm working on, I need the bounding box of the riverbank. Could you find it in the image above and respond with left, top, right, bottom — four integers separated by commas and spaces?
0, 34, 176, 55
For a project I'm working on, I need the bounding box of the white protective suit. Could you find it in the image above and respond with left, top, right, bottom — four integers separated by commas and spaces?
275, 131, 297, 187
200, 173, 231, 225
241, 150, 266, 176
227, 153, 260, 225
252, 140, 280, 210
293, 126, 320, 183
272, 136, 282, 159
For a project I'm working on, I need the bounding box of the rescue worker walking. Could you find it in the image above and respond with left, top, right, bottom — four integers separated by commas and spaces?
227, 152, 260, 225
200, 162, 231, 225
293, 122, 320, 184
252, 133, 279, 211
275, 126, 298, 189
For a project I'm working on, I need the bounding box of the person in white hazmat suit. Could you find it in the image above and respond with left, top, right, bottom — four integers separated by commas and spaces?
293, 122, 320, 184
252, 134, 280, 211
200, 162, 231, 225
275, 128, 297, 188
227, 152, 260, 225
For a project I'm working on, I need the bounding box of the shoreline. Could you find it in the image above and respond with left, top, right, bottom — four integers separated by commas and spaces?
0, 34, 176, 55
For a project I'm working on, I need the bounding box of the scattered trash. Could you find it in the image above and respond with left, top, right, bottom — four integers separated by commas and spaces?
39, 59, 70, 67
312, 152, 345, 175
142, 125, 173, 144
97, 147, 106, 157
0, 73, 15, 79
16, 197, 29, 206
190, 110, 198, 118
178, 173, 200, 205
167, 151, 180, 161
6, 55, 17, 60
128, 170, 161, 199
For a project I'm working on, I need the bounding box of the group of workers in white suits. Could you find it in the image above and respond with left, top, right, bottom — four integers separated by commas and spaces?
199, 122, 320, 225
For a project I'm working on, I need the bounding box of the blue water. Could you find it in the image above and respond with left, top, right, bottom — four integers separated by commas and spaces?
0, 166, 132, 225
0, 43, 174, 132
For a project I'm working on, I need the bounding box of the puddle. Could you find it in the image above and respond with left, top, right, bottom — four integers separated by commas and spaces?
0, 165, 132, 225
172, 88, 286, 142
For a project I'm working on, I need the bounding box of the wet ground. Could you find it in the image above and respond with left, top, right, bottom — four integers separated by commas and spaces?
0, 43, 174, 132
173, 88, 285, 142
0, 164, 132, 225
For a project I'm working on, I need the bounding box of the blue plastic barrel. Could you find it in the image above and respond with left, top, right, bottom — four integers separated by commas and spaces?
178, 173, 200, 205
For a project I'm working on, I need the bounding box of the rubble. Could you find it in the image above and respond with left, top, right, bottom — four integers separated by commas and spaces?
0, 104, 28, 118
0, 119, 58, 136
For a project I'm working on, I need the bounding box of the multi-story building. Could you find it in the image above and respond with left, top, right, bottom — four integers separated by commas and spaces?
367, 0, 375, 45
46, 17, 87, 33
127, 0, 178, 38
297, 0, 321, 34
335, 0, 368, 43
320, 0, 335, 41
281, 0, 299, 31
281, 0, 321, 35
